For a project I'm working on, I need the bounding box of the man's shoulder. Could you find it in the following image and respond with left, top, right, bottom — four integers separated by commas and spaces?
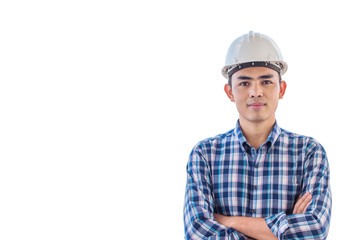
279, 127, 326, 152
192, 128, 235, 151
280, 127, 313, 140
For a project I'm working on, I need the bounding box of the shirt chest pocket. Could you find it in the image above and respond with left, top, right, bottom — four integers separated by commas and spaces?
281, 175, 302, 194
293, 175, 302, 185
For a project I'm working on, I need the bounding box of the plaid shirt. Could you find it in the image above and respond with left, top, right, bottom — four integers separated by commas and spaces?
183, 120, 331, 239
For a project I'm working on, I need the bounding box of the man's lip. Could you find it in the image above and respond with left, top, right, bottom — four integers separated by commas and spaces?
248, 103, 265, 106
248, 102, 266, 110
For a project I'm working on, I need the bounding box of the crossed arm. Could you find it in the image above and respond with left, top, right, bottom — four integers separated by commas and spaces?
184, 144, 331, 239
214, 193, 313, 240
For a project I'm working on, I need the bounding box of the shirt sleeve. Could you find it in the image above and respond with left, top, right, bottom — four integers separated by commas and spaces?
184, 147, 249, 240
265, 140, 332, 240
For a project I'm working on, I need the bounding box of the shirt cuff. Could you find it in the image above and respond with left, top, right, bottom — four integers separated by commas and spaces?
231, 228, 249, 240
207, 228, 248, 240
265, 211, 290, 239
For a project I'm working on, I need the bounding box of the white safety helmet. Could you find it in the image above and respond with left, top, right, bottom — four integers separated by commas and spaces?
221, 31, 287, 79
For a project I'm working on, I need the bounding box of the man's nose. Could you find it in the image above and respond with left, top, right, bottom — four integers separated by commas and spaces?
250, 83, 263, 98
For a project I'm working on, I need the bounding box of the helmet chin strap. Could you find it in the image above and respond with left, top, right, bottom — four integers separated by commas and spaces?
227, 61, 282, 80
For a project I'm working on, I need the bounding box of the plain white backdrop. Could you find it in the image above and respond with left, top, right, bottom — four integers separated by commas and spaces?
0, 0, 359, 239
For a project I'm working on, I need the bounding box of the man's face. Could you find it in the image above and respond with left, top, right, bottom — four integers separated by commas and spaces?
224, 67, 287, 125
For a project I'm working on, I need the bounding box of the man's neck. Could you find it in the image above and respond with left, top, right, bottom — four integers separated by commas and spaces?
239, 117, 275, 150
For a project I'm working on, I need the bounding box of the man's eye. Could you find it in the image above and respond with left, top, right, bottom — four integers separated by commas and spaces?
262, 80, 272, 84
239, 82, 249, 86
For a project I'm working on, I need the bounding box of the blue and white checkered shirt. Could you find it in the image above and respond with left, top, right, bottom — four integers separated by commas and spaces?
183, 120, 331, 239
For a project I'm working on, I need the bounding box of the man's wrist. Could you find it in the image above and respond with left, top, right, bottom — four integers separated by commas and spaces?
226, 216, 238, 229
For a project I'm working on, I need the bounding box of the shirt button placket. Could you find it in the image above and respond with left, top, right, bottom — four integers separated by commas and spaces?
253, 147, 265, 217
252, 151, 260, 217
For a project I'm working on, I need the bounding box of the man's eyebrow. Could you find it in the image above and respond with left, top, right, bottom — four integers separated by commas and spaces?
236, 76, 253, 80
236, 74, 275, 80
259, 74, 275, 79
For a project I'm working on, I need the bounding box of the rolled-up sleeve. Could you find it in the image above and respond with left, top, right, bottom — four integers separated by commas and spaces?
184, 147, 248, 240
265, 141, 332, 239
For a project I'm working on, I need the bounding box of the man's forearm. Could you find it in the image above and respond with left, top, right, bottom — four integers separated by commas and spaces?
214, 214, 277, 240
214, 193, 313, 239
230, 216, 277, 240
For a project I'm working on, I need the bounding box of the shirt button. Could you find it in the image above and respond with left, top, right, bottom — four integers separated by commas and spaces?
255, 164, 259, 168
254, 186, 258, 190
252, 209, 256, 213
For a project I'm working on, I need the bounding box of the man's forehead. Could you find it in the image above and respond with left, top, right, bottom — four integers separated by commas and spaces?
232, 67, 279, 80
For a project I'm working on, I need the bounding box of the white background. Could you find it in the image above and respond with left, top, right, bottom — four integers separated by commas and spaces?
0, 0, 358, 239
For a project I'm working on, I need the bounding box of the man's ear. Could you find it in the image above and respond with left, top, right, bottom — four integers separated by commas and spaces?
279, 80, 287, 99
224, 84, 235, 102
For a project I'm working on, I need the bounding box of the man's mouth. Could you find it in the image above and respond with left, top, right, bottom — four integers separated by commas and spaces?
248, 102, 265, 110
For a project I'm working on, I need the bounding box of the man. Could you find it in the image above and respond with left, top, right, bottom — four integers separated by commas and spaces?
183, 31, 331, 239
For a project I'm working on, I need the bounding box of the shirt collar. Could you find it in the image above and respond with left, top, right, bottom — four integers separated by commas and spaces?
234, 120, 282, 152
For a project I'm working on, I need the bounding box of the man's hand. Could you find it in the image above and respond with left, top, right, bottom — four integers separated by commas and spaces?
214, 214, 277, 240
214, 213, 233, 228
293, 192, 312, 214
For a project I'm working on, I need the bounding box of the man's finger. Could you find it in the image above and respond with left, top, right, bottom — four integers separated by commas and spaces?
293, 192, 312, 214
304, 201, 312, 212
293, 193, 308, 214
297, 194, 312, 213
